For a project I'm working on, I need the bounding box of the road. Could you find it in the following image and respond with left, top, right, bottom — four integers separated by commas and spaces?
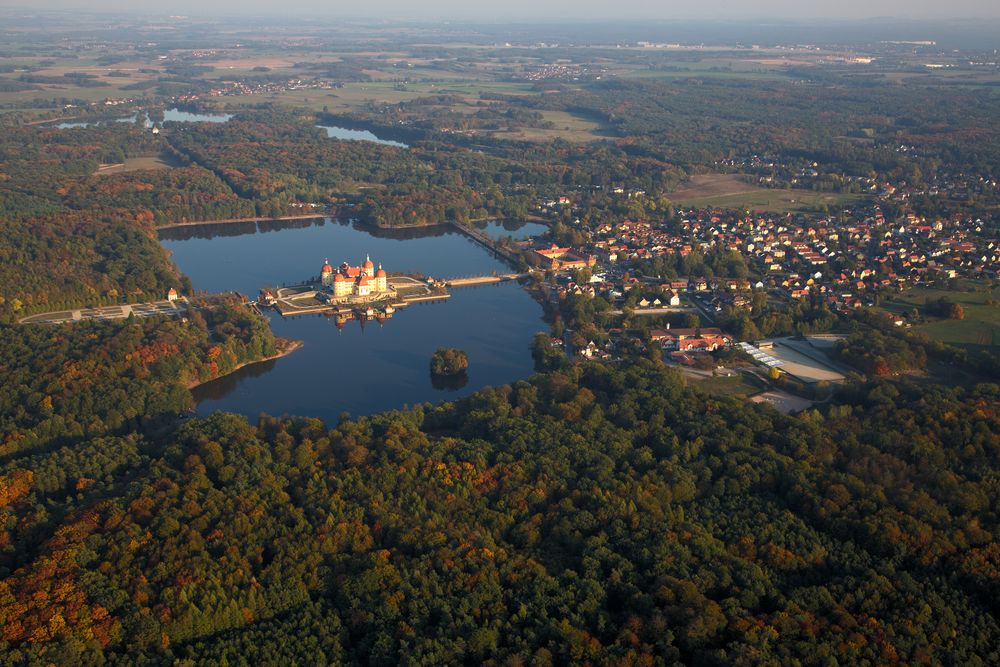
686, 295, 718, 324
20, 299, 188, 325
608, 306, 698, 317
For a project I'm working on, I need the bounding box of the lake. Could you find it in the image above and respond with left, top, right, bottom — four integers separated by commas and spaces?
317, 124, 408, 148
55, 107, 232, 129
163, 108, 232, 123
473, 219, 548, 241
159, 217, 547, 421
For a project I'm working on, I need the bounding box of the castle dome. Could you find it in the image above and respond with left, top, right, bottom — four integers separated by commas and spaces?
321, 261, 333, 274
375, 267, 387, 278
363, 254, 375, 271
334, 273, 345, 282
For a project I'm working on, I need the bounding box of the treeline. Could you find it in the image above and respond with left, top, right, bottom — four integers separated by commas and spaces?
834, 328, 928, 375
1, 362, 999, 663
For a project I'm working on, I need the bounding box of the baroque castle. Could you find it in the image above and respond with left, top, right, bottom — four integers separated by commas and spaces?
320, 256, 390, 299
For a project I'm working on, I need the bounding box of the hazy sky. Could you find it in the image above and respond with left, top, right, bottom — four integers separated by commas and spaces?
6, 1, 1000, 20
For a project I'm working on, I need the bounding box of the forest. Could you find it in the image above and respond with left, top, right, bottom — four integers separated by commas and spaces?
168, 110, 687, 226
508, 77, 1000, 181
0, 297, 278, 460
1, 361, 999, 664
0, 209, 182, 323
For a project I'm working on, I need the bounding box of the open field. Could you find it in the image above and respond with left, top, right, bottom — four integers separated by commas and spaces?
495, 110, 607, 142
236, 84, 434, 113
693, 372, 766, 398
0, 57, 166, 105
882, 285, 1000, 351
670, 175, 866, 212
668, 174, 763, 200
95, 155, 177, 175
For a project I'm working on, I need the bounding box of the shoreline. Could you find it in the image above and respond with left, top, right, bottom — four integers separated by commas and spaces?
155, 212, 547, 233
157, 214, 328, 231
187, 339, 303, 390
368, 214, 549, 230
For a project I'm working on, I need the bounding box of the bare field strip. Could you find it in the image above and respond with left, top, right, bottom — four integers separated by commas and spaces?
668, 174, 764, 200
95, 156, 176, 175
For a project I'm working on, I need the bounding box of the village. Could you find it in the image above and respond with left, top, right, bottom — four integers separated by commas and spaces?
513, 179, 998, 400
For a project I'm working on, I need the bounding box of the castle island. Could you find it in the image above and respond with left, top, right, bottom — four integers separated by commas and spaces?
259, 255, 450, 322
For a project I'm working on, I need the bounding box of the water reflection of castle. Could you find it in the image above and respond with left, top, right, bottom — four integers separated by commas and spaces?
320, 256, 392, 300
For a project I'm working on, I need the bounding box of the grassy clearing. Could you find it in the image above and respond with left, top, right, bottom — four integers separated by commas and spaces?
95, 155, 177, 175
675, 186, 865, 213
497, 109, 607, 142
668, 174, 761, 200
882, 285, 1000, 350
693, 372, 765, 398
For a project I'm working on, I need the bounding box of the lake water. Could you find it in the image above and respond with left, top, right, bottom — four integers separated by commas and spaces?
55, 115, 137, 129
159, 217, 546, 420
163, 108, 233, 123
317, 125, 408, 148
55, 108, 231, 129
473, 219, 548, 241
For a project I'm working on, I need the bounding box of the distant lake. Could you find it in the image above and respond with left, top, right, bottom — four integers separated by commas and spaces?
159, 217, 545, 420
54, 107, 231, 129
474, 219, 548, 241
163, 108, 233, 123
317, 124, 408, 148
55, 115, 136, 129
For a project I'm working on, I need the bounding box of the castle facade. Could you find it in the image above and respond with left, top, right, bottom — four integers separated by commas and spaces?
321, 256, 389, 299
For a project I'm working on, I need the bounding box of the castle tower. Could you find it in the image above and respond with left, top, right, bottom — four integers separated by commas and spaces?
375, 264, 387, 292
333, 272, 351, 297
362, 254, 375, 276
321, 260, 334, 288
